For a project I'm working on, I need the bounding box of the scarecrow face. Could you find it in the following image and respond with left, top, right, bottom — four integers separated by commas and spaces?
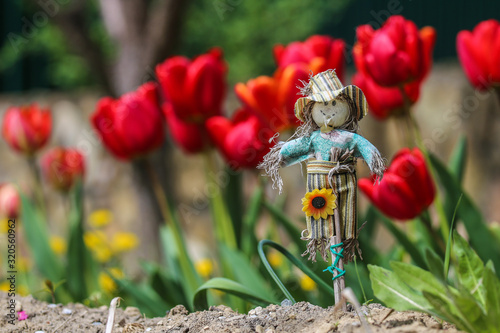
311, 99, 349, 133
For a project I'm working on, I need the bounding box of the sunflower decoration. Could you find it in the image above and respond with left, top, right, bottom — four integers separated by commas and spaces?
302, 188, 337, 220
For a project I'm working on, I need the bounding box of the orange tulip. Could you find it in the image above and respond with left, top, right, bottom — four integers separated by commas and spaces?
235, 64, 310, 132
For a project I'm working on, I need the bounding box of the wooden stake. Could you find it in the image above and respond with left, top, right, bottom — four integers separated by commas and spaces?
332, 201, 346, 311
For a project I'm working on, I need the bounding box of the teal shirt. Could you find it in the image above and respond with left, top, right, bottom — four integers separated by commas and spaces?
280, 129, 381, 172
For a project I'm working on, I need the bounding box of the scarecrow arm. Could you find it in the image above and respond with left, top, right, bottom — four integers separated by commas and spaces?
352, 133, 385, 180
280, 136, 313, 167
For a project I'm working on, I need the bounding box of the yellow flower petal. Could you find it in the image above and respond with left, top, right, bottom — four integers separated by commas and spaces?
88, 209, 113, 228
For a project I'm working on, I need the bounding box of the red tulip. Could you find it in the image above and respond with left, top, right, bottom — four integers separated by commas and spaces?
91, 82, 165, 160
2, 104, 51, 155
0, 184, 20, 219
352, 72, 420, 120
235, 64, 310, 132
274, 35, 346, 80
457, 19, 500, 90
359, 148, 435, 220
354, 16, 436, 87
40, 147, 85, 192
162, 103, 209, 154
156, 48, 226, 123
206, 109, 273, 169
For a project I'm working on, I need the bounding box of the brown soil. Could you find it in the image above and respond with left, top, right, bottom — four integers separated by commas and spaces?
1, 293, 461, 333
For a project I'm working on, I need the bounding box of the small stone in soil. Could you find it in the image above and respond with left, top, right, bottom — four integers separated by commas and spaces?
62, 308, 72, 315
281, 299, 293, 307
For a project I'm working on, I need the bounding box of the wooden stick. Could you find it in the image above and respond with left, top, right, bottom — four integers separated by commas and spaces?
332, 201, 346, 311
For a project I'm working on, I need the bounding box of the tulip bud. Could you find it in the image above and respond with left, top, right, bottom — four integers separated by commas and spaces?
2, 104, 51, 155
40, 147, 85, 192
0, 184, 20, 219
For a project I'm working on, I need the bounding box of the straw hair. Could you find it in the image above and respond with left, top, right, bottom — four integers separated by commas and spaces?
294, 69, 368, 122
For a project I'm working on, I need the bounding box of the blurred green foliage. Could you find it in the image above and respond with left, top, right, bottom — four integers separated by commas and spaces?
182, 0, 351, 83
0, 0, 351, 90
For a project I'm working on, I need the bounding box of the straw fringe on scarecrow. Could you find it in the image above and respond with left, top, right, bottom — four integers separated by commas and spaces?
259, 69, 384, 264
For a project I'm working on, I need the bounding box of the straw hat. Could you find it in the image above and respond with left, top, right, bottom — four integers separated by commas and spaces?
294, 69, 368, 122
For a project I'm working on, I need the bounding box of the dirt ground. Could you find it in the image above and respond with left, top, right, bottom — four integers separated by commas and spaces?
0, 293, 461, 333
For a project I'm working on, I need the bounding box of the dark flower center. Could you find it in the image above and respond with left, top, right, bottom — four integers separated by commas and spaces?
311, 196, 326, 209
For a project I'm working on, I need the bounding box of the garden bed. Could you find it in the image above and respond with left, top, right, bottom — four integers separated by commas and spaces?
1, 293, 460, 333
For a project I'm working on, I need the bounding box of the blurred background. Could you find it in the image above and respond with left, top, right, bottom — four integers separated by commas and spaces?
1, 0, 500, 311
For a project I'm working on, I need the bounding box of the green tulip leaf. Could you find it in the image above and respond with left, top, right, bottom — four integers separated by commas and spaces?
422, 291, 468, 332
448, 136, 467, 184
483, 261, 500, 329
424, 248, 445, 281
19, 193, 63, 282
368, 265, 435, 315
114, 278, 170, 317
193, 277, 275, 310
219, 244, 278, 304
453, 231, 486, 308
390, 261, 452, 302
429, 153, 500, 274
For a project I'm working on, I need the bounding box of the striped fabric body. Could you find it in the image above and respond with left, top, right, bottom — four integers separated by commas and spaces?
305, 160, 357, 243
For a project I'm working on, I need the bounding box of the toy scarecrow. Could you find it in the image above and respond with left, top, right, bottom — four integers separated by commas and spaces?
259, 69, 384, 303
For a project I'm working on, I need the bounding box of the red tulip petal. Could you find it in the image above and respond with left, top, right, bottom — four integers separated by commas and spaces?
163, 103, 207, 154
206, 116, 232, 153
374, 173, 420, 220
186, 53, 226, 119
457, 30, 488, 89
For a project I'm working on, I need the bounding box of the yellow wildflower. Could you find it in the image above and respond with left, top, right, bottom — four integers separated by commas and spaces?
50, 236, 67, 255
84, 230, 107, 250
111, 232, 139, 253
268, 250, 283, 268
195, 258, 213, 278
88, 209, 113, 228
0, 218, 9, 233
99, 268, 124, 294
299, 275, 317, 292
0, 281, 10, 292
94, 247, 113, 263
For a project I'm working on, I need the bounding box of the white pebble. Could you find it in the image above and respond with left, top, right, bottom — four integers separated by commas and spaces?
62, 308, 72, 315
146, 328, 152, 332
47, 304, 58, 308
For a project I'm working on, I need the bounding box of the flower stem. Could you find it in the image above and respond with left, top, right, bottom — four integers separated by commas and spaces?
144, 158, 200, 300
203, 150, 237, 249
419, 211, 446, 254
398, 87, 450, 241
27, 155, 46, 216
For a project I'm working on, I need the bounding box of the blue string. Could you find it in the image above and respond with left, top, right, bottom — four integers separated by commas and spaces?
323, 242, 345, 280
